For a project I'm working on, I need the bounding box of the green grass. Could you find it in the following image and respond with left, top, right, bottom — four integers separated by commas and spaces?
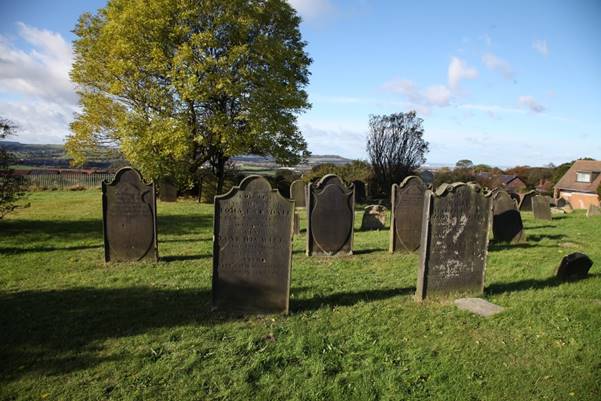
1, 190, 600, 401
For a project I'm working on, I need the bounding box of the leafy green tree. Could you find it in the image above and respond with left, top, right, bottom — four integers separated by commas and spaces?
366, 111, 429, 196
67, 0, 311, 192
455, 159, 474, 169
0, 117, 25, 218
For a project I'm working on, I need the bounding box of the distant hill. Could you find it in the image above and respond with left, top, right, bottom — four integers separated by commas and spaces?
0, 141, 354, 170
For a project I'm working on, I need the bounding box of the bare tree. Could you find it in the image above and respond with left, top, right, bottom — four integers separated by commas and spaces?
366, 111, 429, 196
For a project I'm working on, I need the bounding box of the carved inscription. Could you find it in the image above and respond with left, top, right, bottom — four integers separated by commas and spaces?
102, 167, 157, 262
213, 176, 293, 314
416, 184, 491, 300
390, 176, 426, 252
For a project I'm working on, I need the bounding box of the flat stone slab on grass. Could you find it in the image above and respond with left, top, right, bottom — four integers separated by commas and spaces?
455, 298, 505, 317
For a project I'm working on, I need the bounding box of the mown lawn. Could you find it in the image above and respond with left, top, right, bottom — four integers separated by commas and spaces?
1, 190, 600, 401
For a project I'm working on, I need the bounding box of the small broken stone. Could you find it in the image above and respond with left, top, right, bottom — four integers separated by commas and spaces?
455, 298, 505, 317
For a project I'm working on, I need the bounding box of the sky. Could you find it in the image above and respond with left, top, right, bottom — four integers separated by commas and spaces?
0, 0, 600, 167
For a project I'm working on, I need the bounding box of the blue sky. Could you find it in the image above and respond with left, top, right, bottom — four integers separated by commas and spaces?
0, 0, 600, 166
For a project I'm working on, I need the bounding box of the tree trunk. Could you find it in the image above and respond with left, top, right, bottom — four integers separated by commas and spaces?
197, 175, 203, 203
216, 156, 226, 195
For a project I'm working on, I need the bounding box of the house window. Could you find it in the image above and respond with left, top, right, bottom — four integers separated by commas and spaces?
576, 172, 592, 183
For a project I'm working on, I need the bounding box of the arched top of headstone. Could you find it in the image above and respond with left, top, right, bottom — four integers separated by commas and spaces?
216, 175, 291, 203
433, 182, 491, 197
398, 175, 426, 190
315, 174, 352, 192
522, 189, 536, 196
104, 167, 151, 187
492, 189, 511, 201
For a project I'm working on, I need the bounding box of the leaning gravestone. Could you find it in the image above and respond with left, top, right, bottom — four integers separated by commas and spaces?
289, 179, 306, 208
213, 175, 293, 314
361, 204, 387, 230
519, 190, 536, 211
416, 183, 491, 300
307, 174, 354, 256
532, 195, 552, 220
586, 204, 601, 217
390, 176, 426, 252
102, 167, 158, 262
492, 190, 525, 243
352, 180, 368, 203
158, 177, 177, 202
555, 252, 593, 280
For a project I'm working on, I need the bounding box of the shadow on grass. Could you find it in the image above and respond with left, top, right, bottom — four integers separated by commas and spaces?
0, 244, 102, 255
488, 242, 558, 251
0, 214, 213, 244
524, 224, 556, 230
160, 254, 212, 262
0, 287, 215, 380
527, 233, 566, 242
353, 248, 383, 255
486, 273, 599, 295
292, 286, 414, 312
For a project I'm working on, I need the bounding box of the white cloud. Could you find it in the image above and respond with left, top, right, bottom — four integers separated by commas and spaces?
424, 85, 451, 107
448, 57, 478, 89
518, 96, 545, 113
482, 52, 514, 80
459, 103, 525, 115
381, 78, 450, 113
533, 39, 549, 57
0, 23, 77, 144
298, 120, 367, 158
287, 0, 334, 19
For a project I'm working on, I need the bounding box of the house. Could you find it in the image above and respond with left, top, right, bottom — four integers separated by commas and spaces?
554, 159, 601, 209
496, 175, 527, 192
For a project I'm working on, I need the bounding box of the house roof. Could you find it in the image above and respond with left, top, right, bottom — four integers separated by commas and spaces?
498, 175, 523, 185
555, 159, 601, 193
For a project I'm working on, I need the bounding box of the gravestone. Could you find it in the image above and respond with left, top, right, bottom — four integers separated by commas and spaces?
289, 179, 306, 208
555, 252, 593, 280
158, 177, 177, 202
454, 298, 505, 317
562, 203, 574, 214
390, 176, 426, 252
532, 195, 552, 220
361, 205, 387, 231
293, 212, 301, 235
509, 192, 520, 205
213, 175, 293, 314
102, 167, 158, 262
416, 183, 491, 300
519, 190, 536, 211
307, 174, 354, 256
586, 204, 601, 217
556, 198, 567, 208
352, 180, 368, 203
492, 190, 525, 243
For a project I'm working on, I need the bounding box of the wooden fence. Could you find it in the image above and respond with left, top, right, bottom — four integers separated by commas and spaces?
15, 170, 115, 190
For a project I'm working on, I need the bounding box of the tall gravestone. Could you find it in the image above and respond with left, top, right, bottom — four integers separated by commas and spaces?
519, 190, 536, 211
352, 180, 368, 203
213, 175, 293, 314
102, 167, 158, 262
307, 174, 355, 256
492, 190, 525, 243
532, 195, 552, 220
289, 179, 306, 208
416, 183, 491, 300
390, 176, 426, 252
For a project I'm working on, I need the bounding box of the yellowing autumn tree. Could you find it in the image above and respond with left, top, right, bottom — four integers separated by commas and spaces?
67, 0, 311, 190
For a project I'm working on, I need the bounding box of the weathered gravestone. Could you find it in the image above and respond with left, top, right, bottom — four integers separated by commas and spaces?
492, 190, 525, 243
213, 175, 293, 314
293, 212, 301, 235
454, 298, 505, 317
289, 179, 306, 208
556, 198, 567, 208
532, 195, 552, 220
102, 167, 158, 262
158, 177, 178, 202
416, 183, 491, 300
352, 180, 368, 203
307, 174, 354, 256
555, 252, 593, 280
586, 204, 601, 217
361, 205, 387, 230
390, 176, 426, 252
519, 190, 536, 211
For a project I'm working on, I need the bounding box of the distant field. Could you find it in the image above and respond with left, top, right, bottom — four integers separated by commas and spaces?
1, 190, 600, 401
